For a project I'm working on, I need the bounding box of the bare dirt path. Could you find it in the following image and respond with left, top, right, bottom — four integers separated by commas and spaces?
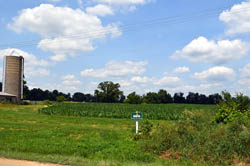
0, 158, 63, 166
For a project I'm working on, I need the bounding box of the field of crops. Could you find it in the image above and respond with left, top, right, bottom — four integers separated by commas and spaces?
39, 103, 216, 120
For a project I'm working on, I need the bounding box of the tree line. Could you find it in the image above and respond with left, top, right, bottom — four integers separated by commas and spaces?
0, 81, 222, 104
20, 81, 222, 104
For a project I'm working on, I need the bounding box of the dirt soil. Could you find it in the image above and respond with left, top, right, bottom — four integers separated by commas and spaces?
0, 158, 63, 166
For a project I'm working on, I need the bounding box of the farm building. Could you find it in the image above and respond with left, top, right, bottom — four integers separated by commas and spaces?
1, 55, 24, 103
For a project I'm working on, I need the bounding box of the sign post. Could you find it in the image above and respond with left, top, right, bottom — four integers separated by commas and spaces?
131, 111, 143, 134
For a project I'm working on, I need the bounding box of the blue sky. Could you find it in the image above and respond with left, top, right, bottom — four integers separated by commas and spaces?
0, 0, 250, 96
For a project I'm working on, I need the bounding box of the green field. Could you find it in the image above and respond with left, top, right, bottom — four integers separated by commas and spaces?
0, 103, 249, 166
38, 103, 216, 120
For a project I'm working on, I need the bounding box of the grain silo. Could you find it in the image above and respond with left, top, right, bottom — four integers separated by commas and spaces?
2, 55, 24, 103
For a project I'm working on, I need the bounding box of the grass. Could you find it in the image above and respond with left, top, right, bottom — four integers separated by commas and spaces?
0, 103, 209, 166
1, 103, 249, 166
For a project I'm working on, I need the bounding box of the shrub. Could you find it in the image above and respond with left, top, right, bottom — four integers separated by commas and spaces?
20, 101, 30, 105
214, 91, 250, 123
139, 110, 250, 165
56, 96, 67, 102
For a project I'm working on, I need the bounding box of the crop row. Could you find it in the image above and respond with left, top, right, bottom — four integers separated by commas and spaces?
39, 103, 216, 120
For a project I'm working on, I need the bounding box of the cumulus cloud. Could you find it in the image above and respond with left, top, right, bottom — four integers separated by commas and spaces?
0, 48, 49, 67
173, 66, 190, 73
153, 76, 181, 86
118, 80, 133, 87
172, 37, 249, 64
86, 4, 114, 17
26, 68, 50, 77
81, 60, 148, 78
194, 66, 235, 82
220, 1, 250, 35
61, 74, 81, 86
131, 76, 153, 83
169, 83, 223, 95
8, 4, 121, 61
240, 63, 250, 78
49, 54, 67, 62
0, 48, 50, 78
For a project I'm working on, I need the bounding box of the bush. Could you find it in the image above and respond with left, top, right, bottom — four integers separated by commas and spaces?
20, 101, 30, 105
139, 110, 250, 165
42, 100, 53, 105
56, 96, 67, 102
214, 91, 250, 123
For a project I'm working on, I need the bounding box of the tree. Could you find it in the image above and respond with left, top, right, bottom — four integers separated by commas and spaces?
144, 92, 160, 104
208, 93, 222, 104
173, 92, 186, 103
158, 89, 173, 103
94, 81, 124, 103
0, 82, 2, 92
125, 92, 142, 104
215, 91, 250, 123
73, 92, 86, 102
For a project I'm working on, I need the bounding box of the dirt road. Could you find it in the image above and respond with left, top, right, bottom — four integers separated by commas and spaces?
0, 158, 62, 166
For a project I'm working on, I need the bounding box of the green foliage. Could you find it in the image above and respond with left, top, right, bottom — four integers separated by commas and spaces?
140, 120, 153, 137
0, 101, 12, 104
144, 92, 160, 104
157, 89, 173, 104
39, 103, 216, 120
20, 101, 30, 105
215, 91, 250, 123
94, 81, 124, 103
56, 96, 67, 102
124, 92, 142, 104
139, 110, 250, 165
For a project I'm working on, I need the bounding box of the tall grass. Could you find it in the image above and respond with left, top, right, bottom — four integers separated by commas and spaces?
138, 110, 250, 166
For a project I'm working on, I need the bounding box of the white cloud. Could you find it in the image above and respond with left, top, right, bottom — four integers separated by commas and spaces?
194, 66, 235, 82
238, 79, 250, 85
240, 63, 250, 78
93, 0, 153, 5
131, 76, 152, 83
26, 68, 50, 77
61, 74, 75, 80
86, 4, 114, 17
169, 83, 223, 95
0, 48, 50, 78
9, 4, 121, 61
61, 74, 81, 86
153, 76, 181, 86
81, 60, 148, 78
118, 80, 133, 87
173, 66, 190, 73
0, 48, 49, 67
49, 54, 67, 62
172, 36, 249, 64
220, 1, 250, 35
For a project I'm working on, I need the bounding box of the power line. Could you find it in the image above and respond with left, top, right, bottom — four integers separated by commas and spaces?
0, 4, 249, 49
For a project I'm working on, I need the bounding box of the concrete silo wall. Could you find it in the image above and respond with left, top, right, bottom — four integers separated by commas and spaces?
3, 56, 24, 103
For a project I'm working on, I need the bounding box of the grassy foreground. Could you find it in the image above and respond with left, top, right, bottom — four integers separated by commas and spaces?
0, 103, 208, 166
